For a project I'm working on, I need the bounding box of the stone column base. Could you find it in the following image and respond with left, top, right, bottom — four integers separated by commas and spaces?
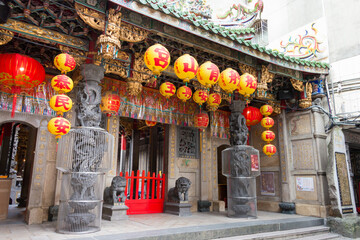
102, 203, 129, 221
327, 216, 360, 238
165, 202, 192, 216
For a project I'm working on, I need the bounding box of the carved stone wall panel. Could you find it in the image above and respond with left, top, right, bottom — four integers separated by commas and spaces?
289, 114, 312, 136
169, 125, 176, 179
292, 139, 315, 170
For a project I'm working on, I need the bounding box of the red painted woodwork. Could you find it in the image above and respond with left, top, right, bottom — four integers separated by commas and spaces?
120, 170, 166, 215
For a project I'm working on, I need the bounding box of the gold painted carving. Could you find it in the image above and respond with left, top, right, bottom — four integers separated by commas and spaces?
290, 78, 304, 92
95, 51, 130, 79
256, 65, 275, 99
0, 19, 88, 50
120, 22, 149, 43
239, 63, 257, 78
299, 82, 313, 108
75, 3, 105, 31
0, 29, 13, 45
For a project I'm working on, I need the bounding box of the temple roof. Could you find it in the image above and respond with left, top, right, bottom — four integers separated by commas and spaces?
111, 0, 330, 74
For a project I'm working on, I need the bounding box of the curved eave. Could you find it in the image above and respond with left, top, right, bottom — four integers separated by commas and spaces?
110, 0, 329, 75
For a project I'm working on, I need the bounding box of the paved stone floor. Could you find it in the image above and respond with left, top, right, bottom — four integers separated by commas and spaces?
0, 207, 315, 240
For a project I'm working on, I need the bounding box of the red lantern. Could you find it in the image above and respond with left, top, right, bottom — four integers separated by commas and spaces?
242, 106, 263, 127
194, 112, 209, 130
145, 120, 157, 127
100, 91, 121, 116
0, 53, 45, 117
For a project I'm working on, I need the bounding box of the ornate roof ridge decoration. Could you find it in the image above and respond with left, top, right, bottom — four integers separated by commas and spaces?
0, 19, 89, 51
112, 0, 329, 74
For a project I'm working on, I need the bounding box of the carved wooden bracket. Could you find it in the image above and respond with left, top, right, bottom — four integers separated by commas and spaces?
0, 29, 13, 45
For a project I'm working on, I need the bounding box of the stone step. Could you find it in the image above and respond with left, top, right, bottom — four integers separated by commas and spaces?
217, 226, 331, 240
296, 232, 345, 240
75, 216, 326, 240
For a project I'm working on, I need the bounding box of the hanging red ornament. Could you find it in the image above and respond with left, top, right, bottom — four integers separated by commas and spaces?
242, 106, 263, 127
194, 112, 209, 130
0, 53, 45, 117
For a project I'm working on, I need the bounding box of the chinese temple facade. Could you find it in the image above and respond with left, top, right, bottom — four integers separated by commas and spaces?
1, 0, 355, 227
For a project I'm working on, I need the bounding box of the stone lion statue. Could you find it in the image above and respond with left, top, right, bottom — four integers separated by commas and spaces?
168, 177, 191, 202
104, 176, 126, 205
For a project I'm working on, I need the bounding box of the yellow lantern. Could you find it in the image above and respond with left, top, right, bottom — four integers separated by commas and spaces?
261, 130, 275, 143
49, 94, 73, 114
48, 116, 71, 139
100, 91, 121, 116
193, 90, 208, 106
261, 117, 274, 129
174, 54, 199, 83
260, 104, 273, 116
144, 44, 170, 76
219, 68, 240, 94
51, 75, 74, 93
239, 73, 257, 97
159, 82, 176, 98
207, 93, 221, 107
196, 61, 220, 88
177, 85, 192, 102
263, 144, 277, 157
54, 53, 76, 74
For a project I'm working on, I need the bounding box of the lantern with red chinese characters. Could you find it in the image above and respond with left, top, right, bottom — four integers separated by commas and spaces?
174, 54, 199, 83
100, 90, 121, 116
48, 116, 71, 139
51, 75, 74, 93
261, 117, 274, 129
260, 104, 273, 116
261, 130, 275, 143
242, 106, 263, 127
176, 85, 192, 102
219, 68, 241, 94
263, 144, 277, 157
54, 53, 76, 74
144, 44, 170, 76
49, 95, 73, 115
194, 112, 209, 131
238, 73, 257, 97
159, 82, 176, 98
207, 93, 221, 111
145, 120, 157, 127
0, 53, 45, 117
196, 61, 220, 88
193, 90, 208, 106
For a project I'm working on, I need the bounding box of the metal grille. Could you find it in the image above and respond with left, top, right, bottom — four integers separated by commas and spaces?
56, 127, 114, 234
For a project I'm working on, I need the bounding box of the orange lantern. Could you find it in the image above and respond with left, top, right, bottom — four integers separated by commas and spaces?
263, 144, 277, 157
193, 90, 208, 106
174, 54, 199, 83
260, 104, 273, 116
261, 117, 274, 129
176, 85, 192, 102
144, 44, 170, 76
261, 130, 275, 143
159, 82, 176, 98
219, 68, 241, 94
239, 73, 257, 97
242, 106, 263, 127
51, 75, 74, 93
100, 91, 121, 116
54, 53, 76, 73
49, 94, 73, 115
0, 53, 45, 117
48, 116, 71, 139
194, 112, 209, 130
207, 93, 221, 107
145, 120, 157, 127
196, 61, 220, 88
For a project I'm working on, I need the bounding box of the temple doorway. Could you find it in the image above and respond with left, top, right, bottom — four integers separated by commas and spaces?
217, 144, 230, 207
0, 122, 37, 223
348, 145, 360, 213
